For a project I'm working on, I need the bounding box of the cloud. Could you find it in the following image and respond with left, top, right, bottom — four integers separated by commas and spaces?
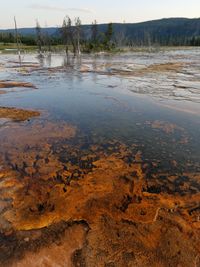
29, 4, 94, 14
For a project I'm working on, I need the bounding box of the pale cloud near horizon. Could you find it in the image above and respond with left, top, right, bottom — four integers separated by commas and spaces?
1, 0, 200, 29
29, 4, 94, 14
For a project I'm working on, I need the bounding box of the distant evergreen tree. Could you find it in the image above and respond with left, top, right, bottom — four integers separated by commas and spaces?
104, 23, 114, 50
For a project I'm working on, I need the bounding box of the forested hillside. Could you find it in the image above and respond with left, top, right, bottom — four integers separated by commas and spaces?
1, 17, 200, 46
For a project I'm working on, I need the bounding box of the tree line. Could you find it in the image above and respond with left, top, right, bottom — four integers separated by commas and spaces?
1, 16, 200, 54
36, 17, 115, 55
0, 16, 115, 55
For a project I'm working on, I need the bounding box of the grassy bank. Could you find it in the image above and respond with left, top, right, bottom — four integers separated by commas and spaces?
0, 43, 199, 54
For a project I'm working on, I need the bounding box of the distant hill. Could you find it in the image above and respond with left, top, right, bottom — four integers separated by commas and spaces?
117, 17, 200, 45
1, 17, 200, 46
0, 27, 59, 36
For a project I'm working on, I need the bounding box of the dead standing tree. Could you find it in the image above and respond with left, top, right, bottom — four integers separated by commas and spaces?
44, 25, 52, 54
74, 17, 82, 56
61, 16, 82, 56
61, 17, 70, 56
114, 26, 127, 48
65, 16, 77, 56
144, 30, 152, 51
14, 16, 21, 65
35, 20, 44, 57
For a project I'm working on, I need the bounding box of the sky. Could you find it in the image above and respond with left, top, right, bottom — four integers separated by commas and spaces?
1, 0, 200, 29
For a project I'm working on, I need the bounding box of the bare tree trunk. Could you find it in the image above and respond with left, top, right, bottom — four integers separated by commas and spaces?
36, 20, 43, 57
75, 17, 81, 56
65, 45, 69, 56
72, 40, 77, 56
14, 16, 21, 65
77, 38, 81, 55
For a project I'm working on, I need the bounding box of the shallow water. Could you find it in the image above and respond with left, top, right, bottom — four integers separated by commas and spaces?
0, 51, 200, 171
0, 49, 200, 266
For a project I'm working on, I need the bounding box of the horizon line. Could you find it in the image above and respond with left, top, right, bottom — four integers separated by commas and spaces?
1, 16, 200, 30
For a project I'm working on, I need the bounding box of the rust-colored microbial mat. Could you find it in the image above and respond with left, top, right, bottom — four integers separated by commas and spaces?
0, 119, 199, 267
0, 51, 200, 267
